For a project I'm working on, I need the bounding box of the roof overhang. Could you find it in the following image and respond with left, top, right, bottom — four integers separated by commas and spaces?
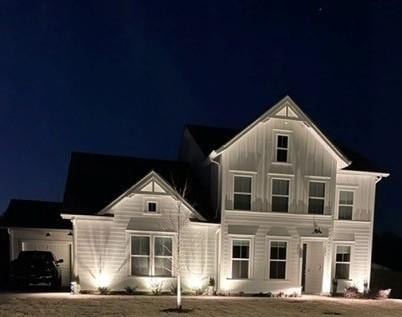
61, 213, 114, 221
338, 170, 390, 178
96, 170, 206, 221
209, 96, 351, 169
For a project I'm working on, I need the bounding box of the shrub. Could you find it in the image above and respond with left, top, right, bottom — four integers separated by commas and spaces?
378, 288, 392, 299
150, 280, 163, 295
98, 287, 110, 295
169, 283, 178, 295
125, 286, 136, 295
344, 286, 360, 299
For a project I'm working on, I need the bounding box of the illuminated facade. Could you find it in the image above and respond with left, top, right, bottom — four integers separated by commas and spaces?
59, 96, 388, 294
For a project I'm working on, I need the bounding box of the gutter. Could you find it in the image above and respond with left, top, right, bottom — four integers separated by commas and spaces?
61, 213, 114, 221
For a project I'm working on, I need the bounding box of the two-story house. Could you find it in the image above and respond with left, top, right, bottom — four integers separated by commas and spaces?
2, 96, 388, 295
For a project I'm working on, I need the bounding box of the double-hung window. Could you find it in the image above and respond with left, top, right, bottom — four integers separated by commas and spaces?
131, 236, 151, 276
335, 246, 351, 279
271, 179, 290, 212
276, 135, 289, 162
131, 236, 173, 277
233, 176, 252, 210
231, 239, 250, 279
308, 181, 325, 214
269, 241, 287, 279
338, 191, 354, 220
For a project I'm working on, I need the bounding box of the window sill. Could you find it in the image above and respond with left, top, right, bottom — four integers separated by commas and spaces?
271, 162, 292, 166
226, 278, 253, 281
335, 219, 370, 223
265, 279, 291, 282
129, 275, 176, 279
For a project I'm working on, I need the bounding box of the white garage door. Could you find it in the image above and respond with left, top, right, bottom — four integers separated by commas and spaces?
22, 241, 72, 286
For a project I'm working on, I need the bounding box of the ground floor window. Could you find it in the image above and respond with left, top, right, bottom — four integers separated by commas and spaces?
335, 245, 351, 279
269, 241, 287, 279
131, 235, 173, 277
231, 239, 250, 279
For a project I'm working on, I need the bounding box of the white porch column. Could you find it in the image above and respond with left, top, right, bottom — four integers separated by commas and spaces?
321, 240, 333, 295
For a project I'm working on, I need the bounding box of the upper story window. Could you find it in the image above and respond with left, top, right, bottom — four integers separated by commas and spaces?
335, 245, 351, 280
271, 179, 289, 212
131, 235, 172, 277
147, 201, 158, 213
231, 239, 250, 279
269, 241, 287, 279
233, 176, 252, 210
308, 181, 325, 214
338, 191, 354, 220
275, 134, 289, 162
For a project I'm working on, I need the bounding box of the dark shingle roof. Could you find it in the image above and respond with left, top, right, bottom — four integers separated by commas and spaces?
186, 124, 385, 174
0, 199, 70, 229
185, 125, 240, 156
62, 152, 213, 220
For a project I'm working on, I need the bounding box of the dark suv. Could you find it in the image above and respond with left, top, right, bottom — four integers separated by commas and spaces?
10, 251, 63, 288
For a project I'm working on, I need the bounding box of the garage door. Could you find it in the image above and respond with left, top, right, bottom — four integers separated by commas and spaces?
22, 241, 72, 286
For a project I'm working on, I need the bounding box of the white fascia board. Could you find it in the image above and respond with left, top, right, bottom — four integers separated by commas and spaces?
337, 170, 390, 178
61, 213, 114, 221
96, 170, 206, 221
189, 220, 220, 227
210, 95, 351, 168
3, 226, 72, 232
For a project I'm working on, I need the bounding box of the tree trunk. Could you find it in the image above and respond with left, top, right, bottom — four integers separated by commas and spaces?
177, 274, 182, 309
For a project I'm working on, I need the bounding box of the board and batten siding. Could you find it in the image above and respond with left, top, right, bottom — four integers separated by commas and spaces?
75, 192, 217, 291
223, 118, 337, 214
217, 115, 379, 294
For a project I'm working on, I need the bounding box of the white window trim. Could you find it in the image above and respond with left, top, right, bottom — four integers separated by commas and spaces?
130, 234, 174, 277
270, 177, 291, 213
143, 197, 160, 214
146, 201, 159, 213
333, 243, 353, 281
274, 133, 290, 163
267, 239, 288, 280
232, 174, 254, 211
335, 188, 356, 221
229, 236, 254, 280
307, 180, 327, 214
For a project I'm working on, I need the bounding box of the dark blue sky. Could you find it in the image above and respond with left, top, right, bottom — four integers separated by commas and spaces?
0, 0, 401, 233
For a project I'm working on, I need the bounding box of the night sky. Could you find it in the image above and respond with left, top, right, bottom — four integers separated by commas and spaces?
0, 0, 401, 234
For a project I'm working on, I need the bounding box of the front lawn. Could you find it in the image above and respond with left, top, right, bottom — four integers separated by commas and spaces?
0, 293, 402, 317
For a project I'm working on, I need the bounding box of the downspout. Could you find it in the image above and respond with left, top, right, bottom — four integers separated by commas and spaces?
208, 153, 222, 293
71, 218, 78, 279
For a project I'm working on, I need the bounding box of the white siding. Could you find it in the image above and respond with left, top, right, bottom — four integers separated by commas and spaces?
75, 192, 217, 291
223, 118, 337, 214
218, 114, 379, 295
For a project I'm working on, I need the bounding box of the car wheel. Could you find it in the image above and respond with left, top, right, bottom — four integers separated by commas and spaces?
51, 277, 61, 289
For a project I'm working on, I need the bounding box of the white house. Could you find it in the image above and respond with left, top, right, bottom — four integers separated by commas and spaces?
2, 96, 389, 295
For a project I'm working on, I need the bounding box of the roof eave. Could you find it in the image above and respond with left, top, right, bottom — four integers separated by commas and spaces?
210, 96, 351, 168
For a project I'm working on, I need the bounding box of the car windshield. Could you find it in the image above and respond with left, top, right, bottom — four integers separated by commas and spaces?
18, 251, 55, 262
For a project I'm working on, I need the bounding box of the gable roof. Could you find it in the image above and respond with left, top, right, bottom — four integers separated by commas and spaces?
206, 96, 351, 169
62, 152, 213, 220
0, 199, 70, 230
186, 123, 387, 175
185, 125, 240, 157
97, 170, 206, 221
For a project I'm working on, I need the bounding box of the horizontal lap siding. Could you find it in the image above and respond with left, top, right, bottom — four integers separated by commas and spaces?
220, 213, 332, 293
333, 222, 372, 290
76, 192, 217, 291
